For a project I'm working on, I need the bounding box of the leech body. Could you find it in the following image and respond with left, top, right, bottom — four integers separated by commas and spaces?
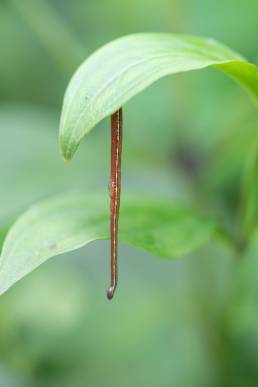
107, 108, 123, 300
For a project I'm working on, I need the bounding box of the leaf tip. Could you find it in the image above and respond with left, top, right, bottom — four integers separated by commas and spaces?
62, 155, 71, 164
59, 134, 77, 163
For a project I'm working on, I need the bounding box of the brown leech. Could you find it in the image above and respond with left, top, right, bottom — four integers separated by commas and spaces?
107, 108, 123, 300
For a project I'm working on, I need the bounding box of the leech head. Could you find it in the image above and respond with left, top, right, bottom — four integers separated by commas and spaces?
107, 286, 116, 300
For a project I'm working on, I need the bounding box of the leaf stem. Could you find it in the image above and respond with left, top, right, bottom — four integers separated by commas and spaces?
238, 132, 258, 251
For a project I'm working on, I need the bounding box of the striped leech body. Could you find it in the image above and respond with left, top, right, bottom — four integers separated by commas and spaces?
107, 108, 123, 300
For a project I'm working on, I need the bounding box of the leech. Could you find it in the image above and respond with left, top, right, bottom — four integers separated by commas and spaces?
107, 108, 123, 300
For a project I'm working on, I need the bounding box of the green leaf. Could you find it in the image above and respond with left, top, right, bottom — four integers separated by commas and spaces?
60, 33, 258, 160
0, 193, 217, 295
0, 105, 109, 247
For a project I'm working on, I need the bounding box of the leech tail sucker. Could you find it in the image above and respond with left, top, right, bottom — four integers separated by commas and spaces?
107, 286, 115, 300
107, 108, 123, 300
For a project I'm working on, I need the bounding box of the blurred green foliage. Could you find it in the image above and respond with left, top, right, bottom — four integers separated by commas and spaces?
0, 1, 258, 386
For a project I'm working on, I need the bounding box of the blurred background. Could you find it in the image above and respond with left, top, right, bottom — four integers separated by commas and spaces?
0, 0, 258, 386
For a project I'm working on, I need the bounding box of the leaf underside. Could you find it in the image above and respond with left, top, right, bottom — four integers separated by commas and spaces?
0, 193, 217, 295
59, 33, 258, 160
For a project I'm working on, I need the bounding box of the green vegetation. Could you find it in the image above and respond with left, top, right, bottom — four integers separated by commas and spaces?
0, 1, 258, 387
1, 33, 258, 296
